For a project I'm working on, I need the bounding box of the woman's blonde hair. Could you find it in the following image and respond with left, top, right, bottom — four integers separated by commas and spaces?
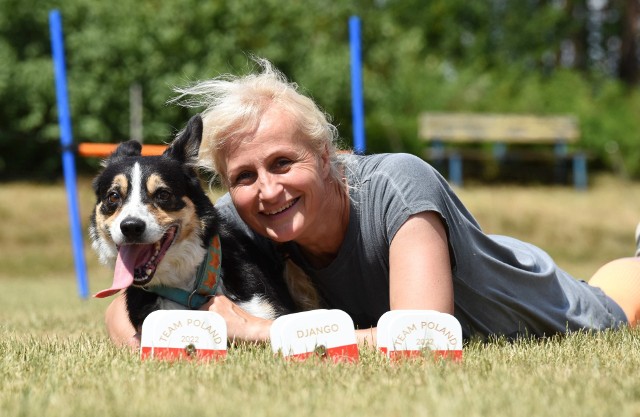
171, 57, 338, 311
171, 57, 341, 187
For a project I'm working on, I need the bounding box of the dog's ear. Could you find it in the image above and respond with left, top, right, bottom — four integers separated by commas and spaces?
100, 140, 142, 168
94, 141, 141, 191
112, 140, 143, 158
164, 114, 203, 164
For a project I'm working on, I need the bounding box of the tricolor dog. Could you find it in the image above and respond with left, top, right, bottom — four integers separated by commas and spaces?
91, 115, 295, 330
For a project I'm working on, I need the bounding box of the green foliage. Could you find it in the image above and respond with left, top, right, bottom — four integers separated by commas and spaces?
1, 0, 639, 179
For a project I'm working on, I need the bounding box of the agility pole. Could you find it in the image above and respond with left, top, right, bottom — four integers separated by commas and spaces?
49, 10, 89, 299
349, 16, 366, 154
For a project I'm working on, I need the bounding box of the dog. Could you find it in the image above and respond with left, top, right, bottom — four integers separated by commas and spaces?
90, 114, 296, 330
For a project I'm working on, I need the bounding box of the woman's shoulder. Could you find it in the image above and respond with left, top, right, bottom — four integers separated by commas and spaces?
213, 192, 235, 215
345, 152, 439, 183
345, 151, 423, 164
214, 193, 248, 229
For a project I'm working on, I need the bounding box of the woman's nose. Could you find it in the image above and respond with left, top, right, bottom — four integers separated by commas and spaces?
258, 172, 282, 200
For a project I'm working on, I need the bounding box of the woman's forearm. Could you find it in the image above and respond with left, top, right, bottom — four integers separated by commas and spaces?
105, 293, 140, 348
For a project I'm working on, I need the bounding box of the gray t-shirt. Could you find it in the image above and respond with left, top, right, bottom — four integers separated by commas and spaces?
215, 153, 627, 339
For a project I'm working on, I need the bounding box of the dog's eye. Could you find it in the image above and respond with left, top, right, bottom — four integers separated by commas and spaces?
106, 192, 121, 206
155, 189, 172, 203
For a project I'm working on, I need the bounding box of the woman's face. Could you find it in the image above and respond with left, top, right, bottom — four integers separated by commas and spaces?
224, 106, 331, 243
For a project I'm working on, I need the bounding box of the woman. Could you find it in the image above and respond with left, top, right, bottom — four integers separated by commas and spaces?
105, 58, 640, 347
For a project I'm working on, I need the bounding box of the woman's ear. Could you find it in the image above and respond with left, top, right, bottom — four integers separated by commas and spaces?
319, 144, 332, 179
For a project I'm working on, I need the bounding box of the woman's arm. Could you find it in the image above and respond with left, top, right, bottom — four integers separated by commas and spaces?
104, 293, 140, 348
105, 291, 269, 346
205, 296, 380, 347
354, 212, 453, 349
205, 295, 378, 348
389, 211, 454, 313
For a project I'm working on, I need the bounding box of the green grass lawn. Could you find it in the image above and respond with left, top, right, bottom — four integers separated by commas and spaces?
2, 175, 640, 417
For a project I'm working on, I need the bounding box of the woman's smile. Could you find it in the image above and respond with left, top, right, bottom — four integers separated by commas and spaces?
261, 197, 300, 216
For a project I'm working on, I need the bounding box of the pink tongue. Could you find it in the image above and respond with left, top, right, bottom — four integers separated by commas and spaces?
93, 244, 152, 298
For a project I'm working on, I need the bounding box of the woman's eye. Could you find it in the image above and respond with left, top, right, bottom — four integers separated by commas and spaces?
234, 171, 255, 185
273, 158, 292, 171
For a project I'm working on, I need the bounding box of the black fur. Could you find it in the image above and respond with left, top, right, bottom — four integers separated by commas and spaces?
90, 114, 295, 330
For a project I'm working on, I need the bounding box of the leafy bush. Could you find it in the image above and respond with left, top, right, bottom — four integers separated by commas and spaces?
1, 0, 639, 180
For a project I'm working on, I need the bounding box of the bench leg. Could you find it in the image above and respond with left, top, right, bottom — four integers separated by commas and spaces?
573, 153, 588, 190
449, 153, 463, 187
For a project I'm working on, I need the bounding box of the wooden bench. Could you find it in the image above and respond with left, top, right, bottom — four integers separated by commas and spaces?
417, 113, 588, 189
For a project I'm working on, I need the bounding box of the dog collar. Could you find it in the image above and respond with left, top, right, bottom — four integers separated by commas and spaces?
147, 233, 222, 309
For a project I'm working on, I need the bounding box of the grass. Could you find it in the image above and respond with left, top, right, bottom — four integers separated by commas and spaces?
2, 174, 640, 417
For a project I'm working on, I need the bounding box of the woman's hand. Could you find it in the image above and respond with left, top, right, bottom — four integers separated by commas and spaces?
200, 295, 273, 343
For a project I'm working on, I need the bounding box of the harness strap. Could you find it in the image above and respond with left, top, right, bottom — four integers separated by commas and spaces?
146, 233, 222, 309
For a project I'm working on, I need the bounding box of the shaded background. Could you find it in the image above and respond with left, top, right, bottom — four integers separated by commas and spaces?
1, 0, 639, 181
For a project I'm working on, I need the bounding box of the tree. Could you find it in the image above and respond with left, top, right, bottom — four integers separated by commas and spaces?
618, 0, 640, 85
1, 0, 640, 180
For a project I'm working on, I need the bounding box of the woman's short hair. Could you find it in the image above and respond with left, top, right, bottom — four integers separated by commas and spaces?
171, 57, 341, 185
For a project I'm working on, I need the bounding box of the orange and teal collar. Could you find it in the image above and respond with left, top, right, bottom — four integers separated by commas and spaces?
146, 234, 222, 309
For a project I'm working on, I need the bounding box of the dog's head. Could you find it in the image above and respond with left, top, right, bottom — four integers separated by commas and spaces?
91, 114, 215, 297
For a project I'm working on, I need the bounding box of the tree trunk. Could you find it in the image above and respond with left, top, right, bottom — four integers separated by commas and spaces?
567, 0, 589, 71
618, 0, 640, 85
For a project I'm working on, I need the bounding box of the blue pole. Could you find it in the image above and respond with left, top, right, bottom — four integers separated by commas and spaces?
49, 10, 89, 299
349, 16, 366, 154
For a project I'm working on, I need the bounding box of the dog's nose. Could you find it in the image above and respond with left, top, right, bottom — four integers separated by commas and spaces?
120, 217, 146, 240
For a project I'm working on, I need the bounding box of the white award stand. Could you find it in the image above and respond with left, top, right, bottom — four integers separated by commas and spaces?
140, 310, 227, 361
270, 309, 359, 363
377, 310, 463, 361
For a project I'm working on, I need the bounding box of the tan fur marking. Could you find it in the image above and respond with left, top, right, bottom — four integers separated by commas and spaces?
146, 174, 165, 195
146, 175, 179, 229
95, 174, 129, 240
145, 174, 201, 242
179, 198, 199, 243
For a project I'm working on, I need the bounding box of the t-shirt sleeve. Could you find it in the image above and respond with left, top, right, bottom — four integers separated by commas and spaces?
364, 153, 451, 243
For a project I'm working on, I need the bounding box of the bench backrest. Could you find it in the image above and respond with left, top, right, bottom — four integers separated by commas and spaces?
418, 113, 579, 144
